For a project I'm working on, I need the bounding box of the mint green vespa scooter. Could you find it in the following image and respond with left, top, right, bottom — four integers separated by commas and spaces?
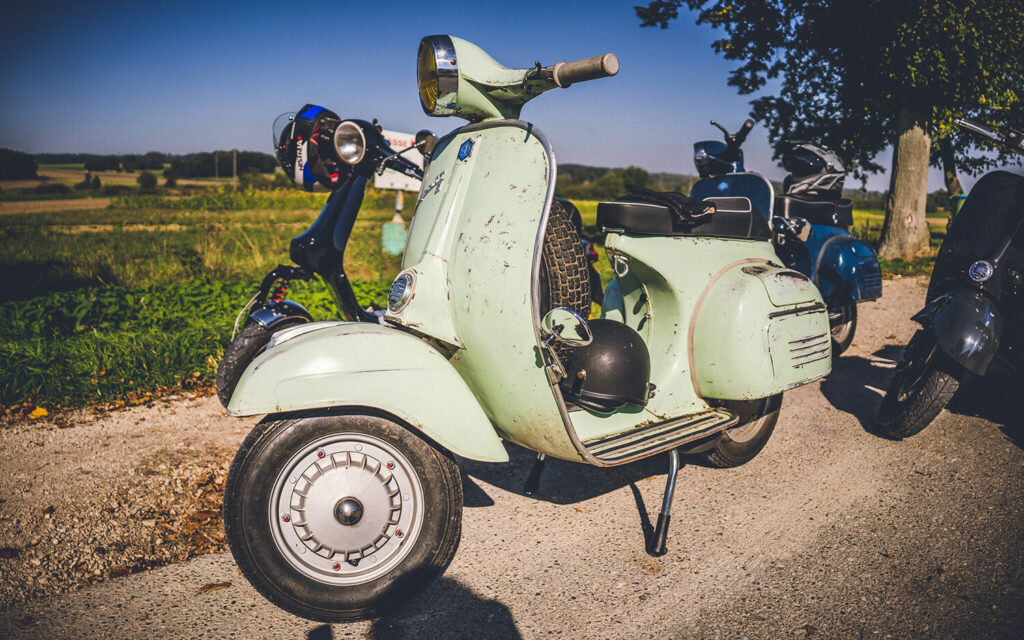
222, 35, 833, 622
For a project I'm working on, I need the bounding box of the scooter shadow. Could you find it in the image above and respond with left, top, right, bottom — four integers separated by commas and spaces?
459, 443, 667, 506
818, 349, 897, 435
945, 365, 1019, 447
305, 576, 522, 640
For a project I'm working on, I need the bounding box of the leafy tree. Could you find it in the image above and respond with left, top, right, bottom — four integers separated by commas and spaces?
137, 170, 157, 190
0, 148, 38, 179
90, 175, 101, 190
637, 0, 1024, 259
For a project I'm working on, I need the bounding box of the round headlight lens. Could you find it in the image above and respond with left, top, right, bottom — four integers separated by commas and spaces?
333, 121, 366, 165
417, 41, 438, 114
388, 273, 415, 312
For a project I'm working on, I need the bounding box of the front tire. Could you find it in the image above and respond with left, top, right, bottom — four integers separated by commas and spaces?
877, 331, 961, 439
223, 412, 463, 621
216, 319, 305, 408
700, 395, 782, 468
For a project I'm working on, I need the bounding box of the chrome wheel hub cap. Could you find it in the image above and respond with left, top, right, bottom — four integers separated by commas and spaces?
269, 433, 424, 585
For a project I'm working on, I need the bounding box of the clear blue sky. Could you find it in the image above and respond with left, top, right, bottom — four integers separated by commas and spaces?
2, 0, 953, 191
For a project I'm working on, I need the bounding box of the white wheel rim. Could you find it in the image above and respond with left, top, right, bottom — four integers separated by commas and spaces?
268, 432, 424, 585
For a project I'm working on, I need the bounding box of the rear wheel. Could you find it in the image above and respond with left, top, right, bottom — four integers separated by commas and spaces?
539, 199, 592, 359
829, 304, 857, 355
700, 395, 782, 468
224, 412, 462, 622
216, 319, 305, 408
877, 331, 961, 439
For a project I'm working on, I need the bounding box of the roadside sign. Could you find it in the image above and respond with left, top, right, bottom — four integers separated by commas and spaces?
375, 130, 423, 192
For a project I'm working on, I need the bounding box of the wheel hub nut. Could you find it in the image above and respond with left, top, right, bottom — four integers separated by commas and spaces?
334, 497, 364, 526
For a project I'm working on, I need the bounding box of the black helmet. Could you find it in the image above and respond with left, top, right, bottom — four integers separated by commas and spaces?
559, 319, 651, 413
273, 104, 349, 191
781, 142, 846, 197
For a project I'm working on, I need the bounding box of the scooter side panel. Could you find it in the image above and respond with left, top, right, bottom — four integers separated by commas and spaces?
810, 229, 883, 303
693, 264, 831, 399
390, 121, 582, 461
226, 322, 509, 463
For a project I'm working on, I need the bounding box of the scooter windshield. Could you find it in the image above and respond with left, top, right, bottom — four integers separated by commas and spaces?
931, 169, 1024, 296
272, 112, 296, 149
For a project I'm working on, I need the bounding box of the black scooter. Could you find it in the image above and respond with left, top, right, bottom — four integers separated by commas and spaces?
877, 118, 1024, 438
215, 105, 429, 407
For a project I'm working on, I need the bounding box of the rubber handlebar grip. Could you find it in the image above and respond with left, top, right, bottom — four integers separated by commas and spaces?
552, 53, 620, 88
735, 119, 755, 144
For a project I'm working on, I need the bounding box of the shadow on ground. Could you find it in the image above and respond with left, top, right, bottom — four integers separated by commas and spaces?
305, 577, 522, 640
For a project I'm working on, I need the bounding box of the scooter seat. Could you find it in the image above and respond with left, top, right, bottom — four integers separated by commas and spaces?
597, 196, 771, 239
779, 194, 854, 227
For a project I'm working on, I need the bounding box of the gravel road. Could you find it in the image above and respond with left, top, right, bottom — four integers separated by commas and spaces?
1, 275, 1020, 639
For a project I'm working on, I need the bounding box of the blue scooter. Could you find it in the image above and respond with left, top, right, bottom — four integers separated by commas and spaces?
690, 120, 882, 354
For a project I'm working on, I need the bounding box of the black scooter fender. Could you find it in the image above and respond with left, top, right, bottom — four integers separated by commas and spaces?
248, 299, 313, 330
912, 290, 1002, 375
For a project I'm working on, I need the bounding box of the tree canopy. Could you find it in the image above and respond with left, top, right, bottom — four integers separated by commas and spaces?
637, 0, 1024, 257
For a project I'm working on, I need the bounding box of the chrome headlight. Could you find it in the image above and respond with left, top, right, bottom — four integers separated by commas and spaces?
388, 272, 415, 312
968, 260, 994, 283
333, 121, 366, 165
417, 35, 458, 117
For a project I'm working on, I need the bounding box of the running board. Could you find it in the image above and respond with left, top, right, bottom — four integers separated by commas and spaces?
582, 409, 738, 464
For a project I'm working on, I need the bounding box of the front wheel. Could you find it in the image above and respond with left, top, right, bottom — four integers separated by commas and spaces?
216, 319, 305, 408
829, 304, 857, 355
700, 395, 782, 468
877, 331, 961, 439
224, 412, 463, 621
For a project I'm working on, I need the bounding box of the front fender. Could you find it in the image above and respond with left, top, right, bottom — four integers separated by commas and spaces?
249, 299, 312, 329
227, 322, 509, 462
914, 291, 1002, 375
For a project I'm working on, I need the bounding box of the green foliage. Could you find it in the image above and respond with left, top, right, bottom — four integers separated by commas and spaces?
137, 171, 158, 190
638, 0, 1024, 179
33, 183, 71, 195
556, 164, 656, 200
169, 151, 276, 178
0, 148, 38, 179
0, 279, 391, 407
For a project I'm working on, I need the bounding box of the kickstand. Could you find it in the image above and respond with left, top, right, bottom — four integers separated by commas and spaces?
523, 453, 546, 495
647, 448, 681, 557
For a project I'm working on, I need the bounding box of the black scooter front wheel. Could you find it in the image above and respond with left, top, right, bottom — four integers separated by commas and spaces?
216, 319, 305, 408
224, 412, 463, 622
877, 330, 961, 439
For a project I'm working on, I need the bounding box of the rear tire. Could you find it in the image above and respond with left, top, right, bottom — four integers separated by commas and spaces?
539, 199, 592, 359
877, 331, 961, 439
829, 304, 857, 355
700, 395, 782, 468
216, 319, 305, 408
223, 412, 463, 622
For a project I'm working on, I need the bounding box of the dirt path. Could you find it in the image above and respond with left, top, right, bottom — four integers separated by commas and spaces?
0, 275, 1020, 639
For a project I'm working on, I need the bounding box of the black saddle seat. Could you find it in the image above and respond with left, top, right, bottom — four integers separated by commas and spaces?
779, 194, 853, 227
597, 196, 771, 239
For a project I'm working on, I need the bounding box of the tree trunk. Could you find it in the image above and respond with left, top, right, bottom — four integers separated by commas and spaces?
878, 109, 932, 260
940, 140, 964, 197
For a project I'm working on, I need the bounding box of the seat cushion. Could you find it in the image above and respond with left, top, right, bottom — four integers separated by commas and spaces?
597, 196, 771, 239
779, 195, 853, 227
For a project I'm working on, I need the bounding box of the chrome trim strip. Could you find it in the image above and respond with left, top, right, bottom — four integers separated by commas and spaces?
812, 233, 843, 283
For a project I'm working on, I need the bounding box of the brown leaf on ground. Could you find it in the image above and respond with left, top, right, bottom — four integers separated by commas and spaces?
42, 505, 55, 515
196, 581, 232, 594
803, 624, 817, 636
110, 565, 131, 578
0, 547, 21, 559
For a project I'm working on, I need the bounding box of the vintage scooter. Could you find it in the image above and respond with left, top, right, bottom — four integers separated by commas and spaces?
215, 105, 429, 407
690, 121, 883, 353
877, 118, 1024, 438
221, 35, 833, 622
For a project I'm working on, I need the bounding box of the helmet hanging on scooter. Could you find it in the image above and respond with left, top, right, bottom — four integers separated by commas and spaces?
781, 142, 846, 198
274, 104, 350, 191
559, 319, 651, 413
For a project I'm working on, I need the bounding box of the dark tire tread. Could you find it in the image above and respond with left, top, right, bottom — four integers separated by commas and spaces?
878, 365, 960, 439
216, 319, 303, 408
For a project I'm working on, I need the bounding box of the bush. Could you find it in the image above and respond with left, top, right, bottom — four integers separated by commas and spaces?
90, 175, 101, 190
137, 171, 157, 190
165, 176, 177, 188
33, 183, 71, 195
103, 185, 131, 196
0, 148, 39, 180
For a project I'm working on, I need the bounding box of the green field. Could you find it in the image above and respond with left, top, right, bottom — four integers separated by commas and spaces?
0, 188, 945, 412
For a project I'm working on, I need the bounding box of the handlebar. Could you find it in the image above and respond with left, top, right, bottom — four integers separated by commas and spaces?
552, 53, 619, 88
735, 119, 755, 145
956, 117, 1024, 155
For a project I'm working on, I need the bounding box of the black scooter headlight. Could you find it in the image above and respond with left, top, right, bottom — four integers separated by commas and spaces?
417, 35, 458, 117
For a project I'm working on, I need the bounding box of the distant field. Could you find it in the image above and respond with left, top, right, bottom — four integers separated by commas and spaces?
0, 187, 944, 411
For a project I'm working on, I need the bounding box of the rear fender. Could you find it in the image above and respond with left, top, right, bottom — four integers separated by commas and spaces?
227, 322, 509, 462
914, 291, 1002, 375
815, 234, 882, 303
